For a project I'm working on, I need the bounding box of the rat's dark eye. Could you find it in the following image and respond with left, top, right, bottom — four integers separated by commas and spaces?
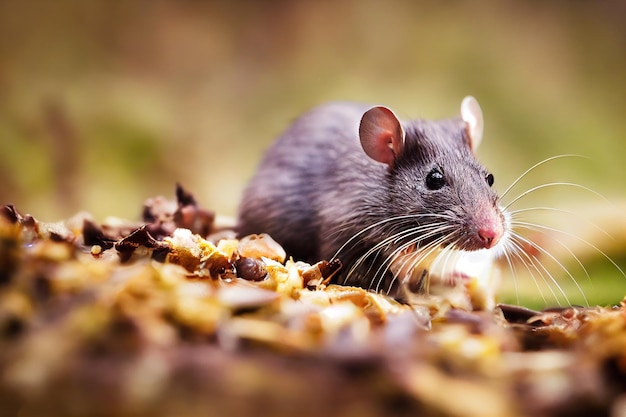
486, 173, 494, 187
426, 169, 446, 190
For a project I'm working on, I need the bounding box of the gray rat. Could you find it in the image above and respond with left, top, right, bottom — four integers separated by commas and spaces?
237, 97, 506, 296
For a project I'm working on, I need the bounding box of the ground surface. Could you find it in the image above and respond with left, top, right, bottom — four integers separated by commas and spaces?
1, 189, 626, 417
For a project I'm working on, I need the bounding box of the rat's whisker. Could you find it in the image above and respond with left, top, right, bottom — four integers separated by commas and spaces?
382, 235, 452, 295
338, 221, 445, 277
508, 206, 613, 240
510, 220, 626, 280
499, 239, 521, 305
369, 229, 450, 291
513, 224, 593, 287
378, 237, 445, 293
509, 229, 586, 306
369, 226, 454, 292
344, 221, 452, 288
499, 154, 587, 201
351, 219, 449, 260
331, 213, 456, 261
505, 235, 554, 305
503, 182, 609, 211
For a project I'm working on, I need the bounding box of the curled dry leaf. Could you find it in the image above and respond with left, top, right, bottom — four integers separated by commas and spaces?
238, 233, 286, 263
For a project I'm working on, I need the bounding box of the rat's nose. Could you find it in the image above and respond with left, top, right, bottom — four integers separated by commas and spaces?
478, 225, 501, 249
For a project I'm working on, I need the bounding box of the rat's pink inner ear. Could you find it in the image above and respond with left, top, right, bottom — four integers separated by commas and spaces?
359, 106, 405, 167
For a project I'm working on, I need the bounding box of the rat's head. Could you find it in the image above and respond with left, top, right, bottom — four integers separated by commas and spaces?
359, 96, 505, 252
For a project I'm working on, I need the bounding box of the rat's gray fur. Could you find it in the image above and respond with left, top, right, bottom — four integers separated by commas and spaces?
237, 101, 502, 294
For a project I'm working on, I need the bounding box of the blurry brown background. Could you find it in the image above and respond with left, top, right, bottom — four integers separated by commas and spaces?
1, 0, 624, 306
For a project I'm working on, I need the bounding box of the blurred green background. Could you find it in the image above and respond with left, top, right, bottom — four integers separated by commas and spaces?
1, 0, 624, 308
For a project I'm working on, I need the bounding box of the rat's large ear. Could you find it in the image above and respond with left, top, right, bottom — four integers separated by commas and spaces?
460, 96, 483, 152
359, 106, 405, 168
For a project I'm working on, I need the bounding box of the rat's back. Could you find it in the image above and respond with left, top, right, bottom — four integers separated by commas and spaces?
236, 102, 376, 262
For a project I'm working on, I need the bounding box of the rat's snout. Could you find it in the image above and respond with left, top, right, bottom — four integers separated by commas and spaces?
476, 210, 504, 249
478, 226, 500, 249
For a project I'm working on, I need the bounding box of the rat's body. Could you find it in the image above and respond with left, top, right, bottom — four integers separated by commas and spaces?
237, 98, 505, 295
